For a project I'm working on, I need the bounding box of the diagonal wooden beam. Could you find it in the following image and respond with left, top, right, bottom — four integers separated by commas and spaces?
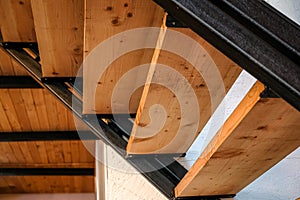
127, 28, 241, 154
175, 81, 300, 197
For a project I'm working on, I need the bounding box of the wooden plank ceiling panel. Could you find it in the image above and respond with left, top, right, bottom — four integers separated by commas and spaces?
0, 0, 36, 42
31, 0, 84, 77
175, 81, 300, 197
0, 141, 94, 168
83, 0, 164, 114
0, 176, 94, 193
0, 89, 87, 132
127, 28, 242, 154
0, 47, 28, 76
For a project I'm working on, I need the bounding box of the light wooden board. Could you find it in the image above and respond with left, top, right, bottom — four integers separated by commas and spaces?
31, 0, 84, 77
175, 81, 300, 197
0, 141, 94, 167
0, 47, 28, 75
0, 176, 94, 193
127, 28, 242, 154
0, 0, 36, 42
83, 0, 164, 114
0, 89, 87, 131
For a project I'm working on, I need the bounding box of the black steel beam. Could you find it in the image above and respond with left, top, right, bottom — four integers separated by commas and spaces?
1, 42, 38, 50
0, 131, 99, 142
175, 194, 235, 200
1, 42, 40, 61
1, 46, 187, 199
153, 0, 300, 111
42, 77, 76, 83
260, 86, 279, 98
0, 168, 94, 176
217, 0, 300, 62
0, 76, 42, 88
166, 14, 187, 27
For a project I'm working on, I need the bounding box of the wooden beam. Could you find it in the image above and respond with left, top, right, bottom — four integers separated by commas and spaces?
83, 0, 164, 114
127, 28, 241, 154
31, 0, 84, 77
175, 81, 300, 197
0, 0, 36, 42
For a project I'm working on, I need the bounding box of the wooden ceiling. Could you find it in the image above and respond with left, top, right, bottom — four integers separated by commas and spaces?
0, 176, 94, 193
0, 0, 94, 193
0, 141, 94, 168
0, 48, 28, 76
0, 0, 299, 198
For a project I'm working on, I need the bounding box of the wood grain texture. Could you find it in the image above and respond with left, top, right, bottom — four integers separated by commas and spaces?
0, 89, 87, 132
0, 47, 28, 75
175, 82, 300, 197
83, 0, 164, 114
0, 141, 95, 193
0, 0, 36, 42
0, 176, 94, 193
127, 28, 242, 154
31, 0, 84, 77
0, 141, 94, 167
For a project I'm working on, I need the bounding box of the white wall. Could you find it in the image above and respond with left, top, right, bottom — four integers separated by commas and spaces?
265, 0, 300, 24
104, 145, 167, 200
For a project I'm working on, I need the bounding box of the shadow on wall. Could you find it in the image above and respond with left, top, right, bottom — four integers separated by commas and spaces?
236, 148, 300, 200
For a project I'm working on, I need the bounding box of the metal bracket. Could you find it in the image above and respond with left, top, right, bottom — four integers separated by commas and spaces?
1, 42, 40, 62
41, 77, 76, 83
1, 42, 38, 49
260, 86, 279, 98
166, 14, 187, 27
